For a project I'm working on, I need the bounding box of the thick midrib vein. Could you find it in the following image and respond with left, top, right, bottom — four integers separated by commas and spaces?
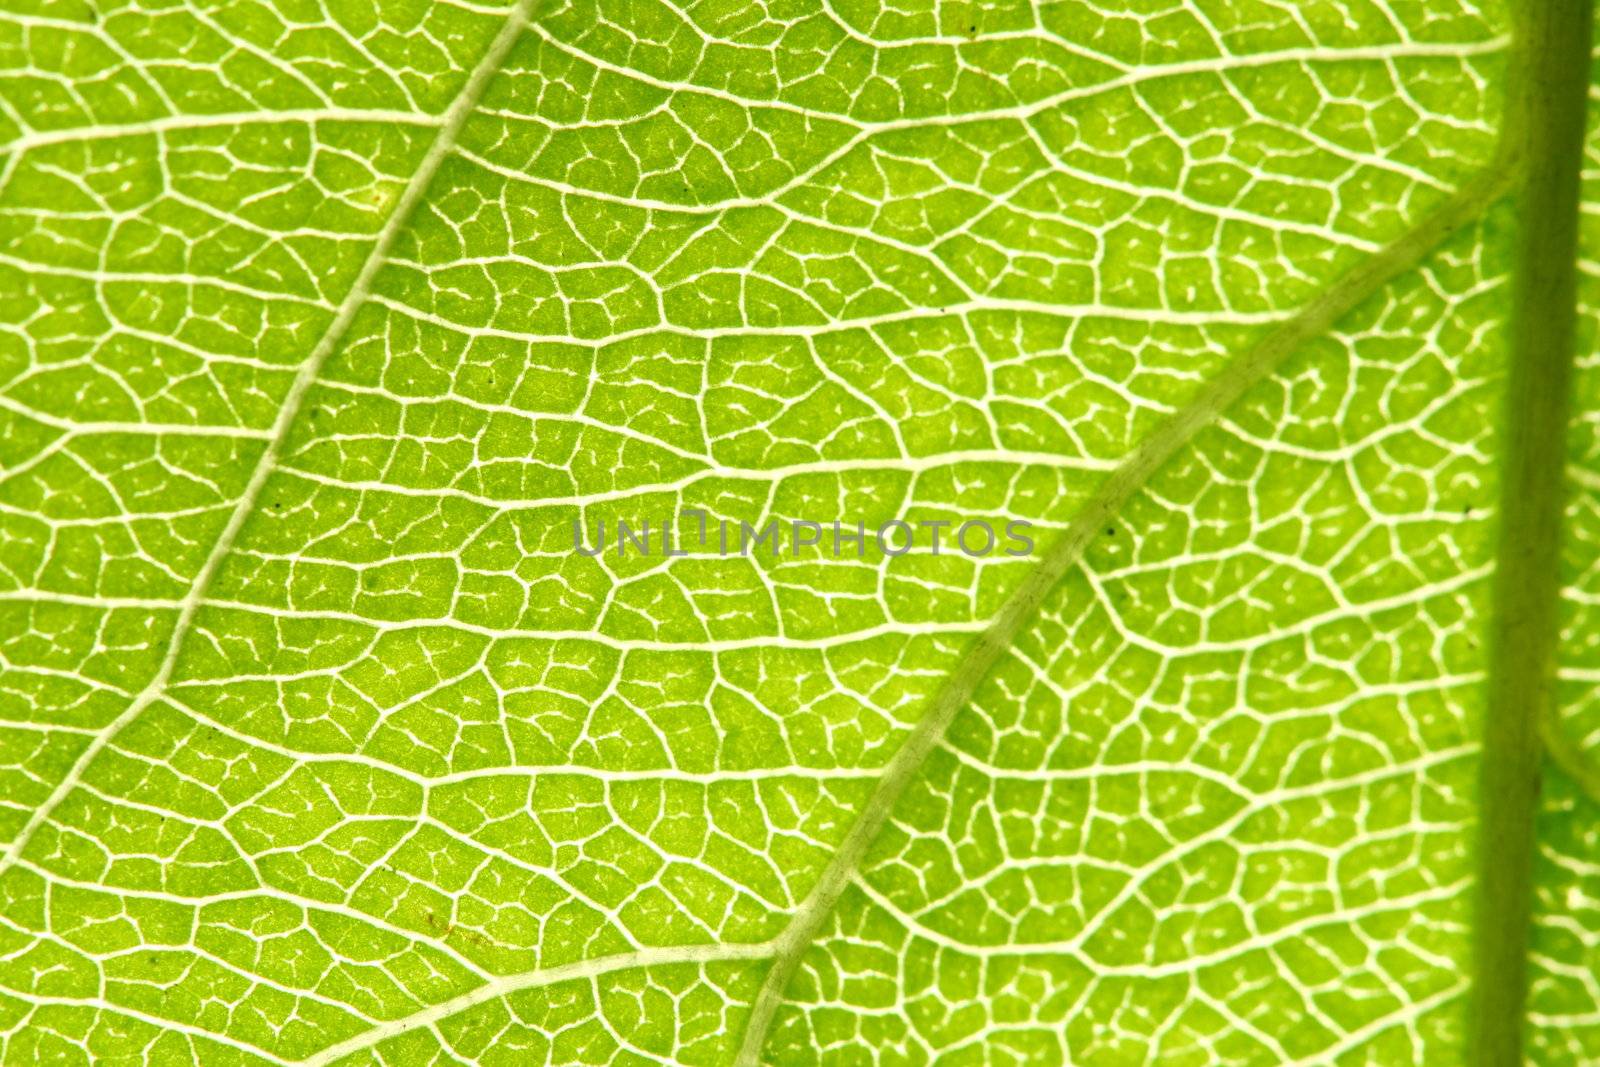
0, 0, 538, 881
1468, 0, 1594, 1063
733, 155, 1523, 1065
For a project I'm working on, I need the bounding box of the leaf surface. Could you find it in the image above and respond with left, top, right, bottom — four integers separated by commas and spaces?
0, 1, 1590, 1064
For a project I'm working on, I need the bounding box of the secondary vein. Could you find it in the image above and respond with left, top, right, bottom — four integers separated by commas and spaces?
0, 0, 540, 880
733, 155, 1522, 1067
299, 942, 777, 1067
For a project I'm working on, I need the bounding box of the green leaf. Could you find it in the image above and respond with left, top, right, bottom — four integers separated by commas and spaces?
0, 0, 1593, 1064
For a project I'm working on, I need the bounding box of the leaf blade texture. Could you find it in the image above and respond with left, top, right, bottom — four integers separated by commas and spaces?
0, 0, 1591, 1064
